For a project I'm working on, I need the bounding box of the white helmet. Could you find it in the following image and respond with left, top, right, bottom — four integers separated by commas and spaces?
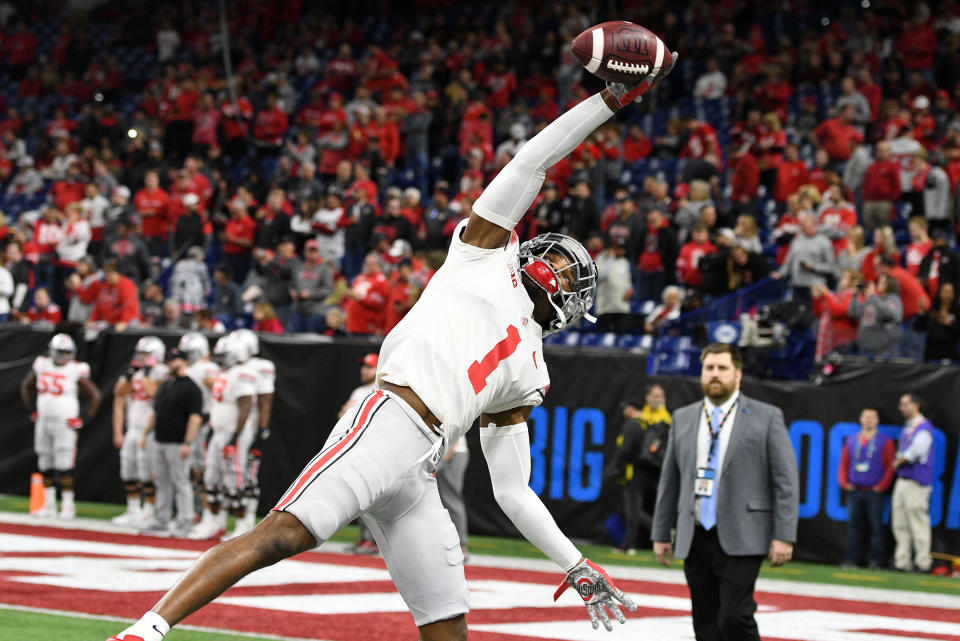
231, 328, 259, 356
134, 336, 166, 367
49, 333, 76, 365
213, 334, 250, 368
178, 332, 210, 363
518, 233, 598, 336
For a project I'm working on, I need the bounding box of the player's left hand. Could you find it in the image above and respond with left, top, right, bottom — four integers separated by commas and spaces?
554, 558, 637, 631
67, 417, 83, 430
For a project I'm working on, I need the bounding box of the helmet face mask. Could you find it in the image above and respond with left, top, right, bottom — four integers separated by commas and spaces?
178, 332, 209, 363
518, 233, 598, 336
133, 336, 165, 368
231, 329, 259, 357
213, 335, 249, 368
49, 333, 76, 366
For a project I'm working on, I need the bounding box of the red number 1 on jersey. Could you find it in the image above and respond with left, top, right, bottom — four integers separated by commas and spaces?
468, 325, 521, 395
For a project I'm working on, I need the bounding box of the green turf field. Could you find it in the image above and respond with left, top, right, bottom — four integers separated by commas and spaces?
2, 493, 956, 596
0, 608, 277, 641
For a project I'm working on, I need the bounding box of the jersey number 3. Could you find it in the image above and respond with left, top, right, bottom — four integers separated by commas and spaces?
468, 325, 521, 395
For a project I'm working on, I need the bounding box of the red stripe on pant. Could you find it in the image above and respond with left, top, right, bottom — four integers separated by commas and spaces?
273, 390, 384, 512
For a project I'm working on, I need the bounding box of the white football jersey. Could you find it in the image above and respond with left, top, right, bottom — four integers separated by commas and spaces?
244, 356, 276, 430
33, 356, 90, 419
378, 220, 549, 447
125, 364, 169, 430
186, 359, 222, 415
209, 363, 258, 432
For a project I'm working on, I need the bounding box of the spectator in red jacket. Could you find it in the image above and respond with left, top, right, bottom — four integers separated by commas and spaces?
23, 287, 62, 325
814, 104, 863, 163
134, 170, 171, 255
676, 223, 717, 289
818, 186, 858, 255
252, 92, 290, 158
774, 143, 809, 205
344, 252, 390, 336
811, 270, 862, 357
878, 254, 929, 320
50, 163, 86, 211
220, 199, 256, 284
252, 301, 285, 334
623, 124, 653, 163
862, 141, 902, 231
730, 143, 759, 215
88, 260, 139, 331
383, 257, 418, 335
899, 10, 937, 73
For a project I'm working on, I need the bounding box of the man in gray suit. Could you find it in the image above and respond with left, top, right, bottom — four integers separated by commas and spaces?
652, 343, 799, 641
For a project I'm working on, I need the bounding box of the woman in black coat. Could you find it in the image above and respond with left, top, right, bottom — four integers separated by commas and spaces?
915, 282, 960, 362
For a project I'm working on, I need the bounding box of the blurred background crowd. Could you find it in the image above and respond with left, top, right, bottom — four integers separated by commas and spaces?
1, 0, 960, 374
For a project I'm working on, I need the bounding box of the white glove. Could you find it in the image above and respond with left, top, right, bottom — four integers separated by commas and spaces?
554, 558, 637, 631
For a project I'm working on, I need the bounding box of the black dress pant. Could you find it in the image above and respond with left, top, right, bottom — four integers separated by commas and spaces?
684, 525, 764, 641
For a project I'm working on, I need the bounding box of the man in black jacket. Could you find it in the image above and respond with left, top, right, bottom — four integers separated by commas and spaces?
918, 229, 960, 296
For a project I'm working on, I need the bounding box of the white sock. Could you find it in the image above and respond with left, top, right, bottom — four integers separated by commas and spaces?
126, 496, 139, 513
472, 92, 614, 229
126, 611, 170, 640
61, 490, 75, 509
141, 502, 155, 519
43, 487, 56, 511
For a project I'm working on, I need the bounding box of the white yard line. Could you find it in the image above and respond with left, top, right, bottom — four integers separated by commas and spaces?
3, 510, 959, 610
0, 603, 332, 641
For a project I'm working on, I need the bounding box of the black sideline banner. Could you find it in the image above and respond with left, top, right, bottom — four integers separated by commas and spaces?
0, 327, 956, 565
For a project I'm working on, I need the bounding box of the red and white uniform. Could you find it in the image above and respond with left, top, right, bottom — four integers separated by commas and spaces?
205, 363, 257, 495
186, 358, 222, 470
238, 356, 276, 481
119, 365, 168, 483
379, 220, 549, 449
33, 356, 90, 470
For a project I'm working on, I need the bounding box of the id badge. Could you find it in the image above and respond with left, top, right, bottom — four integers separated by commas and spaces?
855, 462, 870, 473
695, 467, 715, 498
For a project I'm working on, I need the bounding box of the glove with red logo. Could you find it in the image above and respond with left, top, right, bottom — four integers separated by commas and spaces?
554, 558, 636, 631
29, 411, 37, 422
222, 433, 238, 459
67, 417, 83, 430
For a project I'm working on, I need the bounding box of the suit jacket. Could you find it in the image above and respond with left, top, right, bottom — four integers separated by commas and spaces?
651, 393, 799, 559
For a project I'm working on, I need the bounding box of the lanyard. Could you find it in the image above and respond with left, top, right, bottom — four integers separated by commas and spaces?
854, 432, 876, 462
702, 398, 738, 462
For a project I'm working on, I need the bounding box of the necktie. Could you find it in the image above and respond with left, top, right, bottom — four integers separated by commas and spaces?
699, 406, 725, 530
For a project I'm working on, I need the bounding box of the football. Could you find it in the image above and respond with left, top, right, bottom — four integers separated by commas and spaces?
570, 21, 671, 83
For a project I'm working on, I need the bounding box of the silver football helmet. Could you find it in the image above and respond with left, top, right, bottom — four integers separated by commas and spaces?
178, 332, 210, 363
518, 233, 598, 336
49, 333, 76, 365
213, 334, 250, 368
231, 328, 259, 357
133, 336, 166, 367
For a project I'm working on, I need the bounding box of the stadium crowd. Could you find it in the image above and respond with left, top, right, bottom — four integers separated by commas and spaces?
1, 1, 960, 364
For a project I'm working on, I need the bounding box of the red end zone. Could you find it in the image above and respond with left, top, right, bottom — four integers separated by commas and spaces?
1, 521, 958, 641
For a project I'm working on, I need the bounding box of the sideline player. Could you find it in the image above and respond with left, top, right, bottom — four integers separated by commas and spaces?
338, 352, 380, 553
21, 333, 101, 519
188, 334, 256, 540
111, 336, 168, 526
225, 328, 276, 539
178, 332, 220, 519
110, 61, 676, 641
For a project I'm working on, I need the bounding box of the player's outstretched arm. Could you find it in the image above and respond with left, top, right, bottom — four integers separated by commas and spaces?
479, 407, 636, 631
461, 52, 677, 250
